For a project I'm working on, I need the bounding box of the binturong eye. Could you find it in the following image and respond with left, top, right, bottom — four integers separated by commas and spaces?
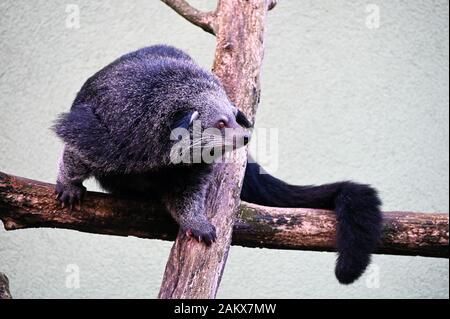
217, 120, 227, 129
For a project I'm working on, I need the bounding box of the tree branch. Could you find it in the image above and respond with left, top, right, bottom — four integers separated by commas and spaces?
1, 172, 448, 258
156, 0, 274, 299
161, 0, 217, 35
267, 0, 277, 11
0, 273, 12, 299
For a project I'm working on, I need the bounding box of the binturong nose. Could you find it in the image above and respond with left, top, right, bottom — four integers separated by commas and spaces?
243, 133, 251, 145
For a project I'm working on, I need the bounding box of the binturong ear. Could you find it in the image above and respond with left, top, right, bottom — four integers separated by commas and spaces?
236, 109, 253, 128
170, 110, 199, 131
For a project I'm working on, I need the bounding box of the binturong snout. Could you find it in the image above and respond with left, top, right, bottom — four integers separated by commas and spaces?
228, 128, 251, 150
243, 132, 250, 145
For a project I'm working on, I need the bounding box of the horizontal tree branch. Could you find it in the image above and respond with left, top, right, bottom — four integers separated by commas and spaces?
161, 0, 217, 35
0, 172, 448, 258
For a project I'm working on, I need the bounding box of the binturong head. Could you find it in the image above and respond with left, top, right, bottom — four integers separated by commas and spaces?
169, 92, 252, 165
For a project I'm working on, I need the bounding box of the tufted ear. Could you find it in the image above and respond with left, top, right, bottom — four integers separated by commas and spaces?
236, 109, 252, 128
170, 110, 199, 131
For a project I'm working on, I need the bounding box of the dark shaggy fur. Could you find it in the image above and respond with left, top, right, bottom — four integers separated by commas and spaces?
53, 44, 382, 284
241, 161, 382, 284
54, 45, 250, 245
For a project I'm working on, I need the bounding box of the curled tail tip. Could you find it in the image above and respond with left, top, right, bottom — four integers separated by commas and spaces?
335, 252, 372, 284
334, 182, 383, 284
335, 259, 368, 284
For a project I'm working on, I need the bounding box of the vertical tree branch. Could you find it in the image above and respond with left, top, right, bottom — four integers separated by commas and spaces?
158, 0, 273, 299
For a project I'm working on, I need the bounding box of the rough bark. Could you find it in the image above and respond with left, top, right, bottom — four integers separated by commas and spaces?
157, 0, 272, 299
0, 273, 12, 299
1, 172, 448, 258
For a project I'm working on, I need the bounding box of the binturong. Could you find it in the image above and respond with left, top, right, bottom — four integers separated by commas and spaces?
53, 45, 382, 285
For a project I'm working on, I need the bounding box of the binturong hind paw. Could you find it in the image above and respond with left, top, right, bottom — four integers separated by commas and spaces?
55, 181, 86, 211
183, 220, 217, 246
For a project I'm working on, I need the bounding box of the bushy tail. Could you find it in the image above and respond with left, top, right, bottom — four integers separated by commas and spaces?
241, 161, 382, 284
52, 103, 116, 165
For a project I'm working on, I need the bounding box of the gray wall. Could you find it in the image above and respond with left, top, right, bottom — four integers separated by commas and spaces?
0, 0, 448, 298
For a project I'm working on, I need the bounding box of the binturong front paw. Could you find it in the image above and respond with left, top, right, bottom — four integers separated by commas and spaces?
55, 181, 86, 210
182, 219, 217, 246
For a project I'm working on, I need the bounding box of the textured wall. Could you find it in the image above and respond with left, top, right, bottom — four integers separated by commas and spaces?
0, 0, 448, 298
